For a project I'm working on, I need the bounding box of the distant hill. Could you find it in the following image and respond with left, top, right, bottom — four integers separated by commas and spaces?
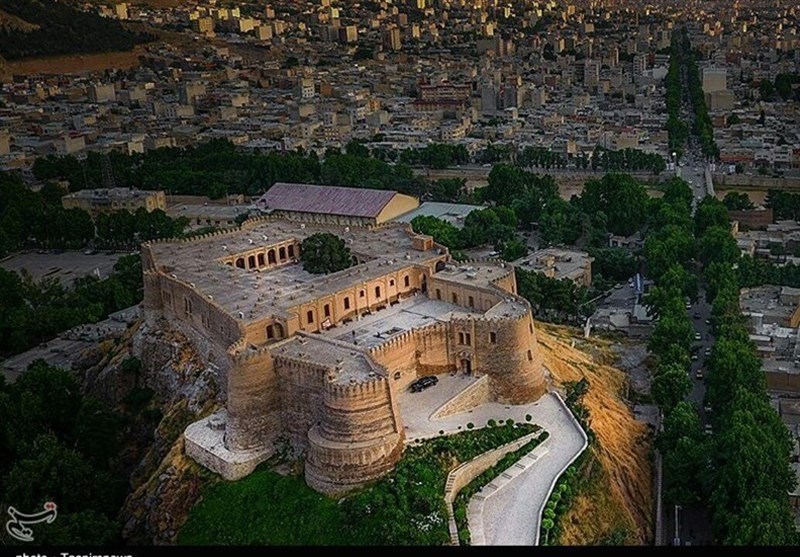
0, 8, 40, 32
0, 0, 154, 61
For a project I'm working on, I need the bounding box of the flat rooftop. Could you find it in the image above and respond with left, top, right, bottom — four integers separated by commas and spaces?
390, 201, 483, 228
325, 294, 481, 349
513, 247, 593, 280
740, 285, 798, 326
271, 335, 380, 385
63, 187, 157, 200
148, 220, 443, 323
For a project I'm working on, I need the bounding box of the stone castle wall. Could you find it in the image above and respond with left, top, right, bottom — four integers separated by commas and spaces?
142, 232, 546, 495
305, 376, 404, 495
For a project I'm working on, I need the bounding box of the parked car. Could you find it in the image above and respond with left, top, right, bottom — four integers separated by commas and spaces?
694, 332, 702, 341
410, 376, 439, 393
695, 369, 704, 380
693, 312, 701, 319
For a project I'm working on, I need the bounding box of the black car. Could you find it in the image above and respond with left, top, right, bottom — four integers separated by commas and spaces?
410, 376, 439, 393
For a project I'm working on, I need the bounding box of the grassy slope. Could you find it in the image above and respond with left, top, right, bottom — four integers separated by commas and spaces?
537, 323, 654, 544
179, 470, 349, 545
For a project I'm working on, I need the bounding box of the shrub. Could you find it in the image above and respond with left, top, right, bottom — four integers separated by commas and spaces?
467, 422, 474, 429
487, 419, 497, 427
525, 414, 532, 422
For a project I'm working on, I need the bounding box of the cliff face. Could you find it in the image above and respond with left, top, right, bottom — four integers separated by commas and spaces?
75, 318, 221, 545
121, 321, 221, 544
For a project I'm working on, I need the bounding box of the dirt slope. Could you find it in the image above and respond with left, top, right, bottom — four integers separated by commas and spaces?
536, 323, 654, 544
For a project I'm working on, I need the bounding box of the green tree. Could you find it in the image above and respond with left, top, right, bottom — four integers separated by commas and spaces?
698, 226, 740, 265
299, 233, 352, 275
500, 238, 527, 261
651, 363, 692, 414
410, 215, 461, 249
694, 197, 730, 237
723, 497, 797, 545
485, 164, 527, 206
648, 301, 694, 359
539, 198, 576, 246
722, 192, 754, 211
578, 173, 648, 236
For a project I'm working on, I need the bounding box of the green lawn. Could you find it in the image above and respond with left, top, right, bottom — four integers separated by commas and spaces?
179, 470, 350, 545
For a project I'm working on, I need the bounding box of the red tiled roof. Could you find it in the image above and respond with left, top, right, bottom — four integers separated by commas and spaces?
256, 182, 398, 219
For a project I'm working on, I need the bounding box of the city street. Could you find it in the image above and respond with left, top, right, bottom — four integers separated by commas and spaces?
663, 282, 716, 546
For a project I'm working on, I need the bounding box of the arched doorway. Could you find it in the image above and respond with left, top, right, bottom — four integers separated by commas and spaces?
435, 260, 446, 272
235, 258, 245, 269
268, 249, 277, 265
421, 275, 427, 293
460, 358, 472, 375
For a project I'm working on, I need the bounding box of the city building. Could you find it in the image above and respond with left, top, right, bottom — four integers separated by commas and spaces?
513, 248, 594, 287
62, 187, 167, 216
255, 183, 419, 226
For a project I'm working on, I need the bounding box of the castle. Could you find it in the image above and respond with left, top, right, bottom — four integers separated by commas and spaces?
142, 205, 547, 495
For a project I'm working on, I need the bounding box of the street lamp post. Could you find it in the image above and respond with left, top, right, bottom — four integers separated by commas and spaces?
673, 504, 682, 546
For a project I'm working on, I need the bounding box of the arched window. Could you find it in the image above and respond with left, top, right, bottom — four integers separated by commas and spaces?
279, 246, 286, 260
527, 350, 533, 361
458, 332, 465, 344
235, 258, 245, 268
268, 249, 277, 265
451, 292, 458, 304
257, 253, 265, 267
248, 255, 256, 269
288, 245, 295, 258
344, 297, 351, 310
375, 286, 381, 298
403, 275, 410, 287
307, 310, 314, 324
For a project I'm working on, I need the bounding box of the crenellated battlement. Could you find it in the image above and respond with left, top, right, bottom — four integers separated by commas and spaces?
324, 375, 389, 399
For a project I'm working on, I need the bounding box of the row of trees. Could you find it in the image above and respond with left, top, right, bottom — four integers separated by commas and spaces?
665, 38, 688, 160
643, 179, 696, 430
397, 143, 470, 169
589, 147, 667, 175
32, 140, 436, 201
700, 211, 797, 544
0, 255, 143, 356
646, 189, 796, 544
680, 29, 720, 159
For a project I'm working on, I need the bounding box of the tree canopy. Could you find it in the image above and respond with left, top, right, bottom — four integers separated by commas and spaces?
300, 233, 352, 275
